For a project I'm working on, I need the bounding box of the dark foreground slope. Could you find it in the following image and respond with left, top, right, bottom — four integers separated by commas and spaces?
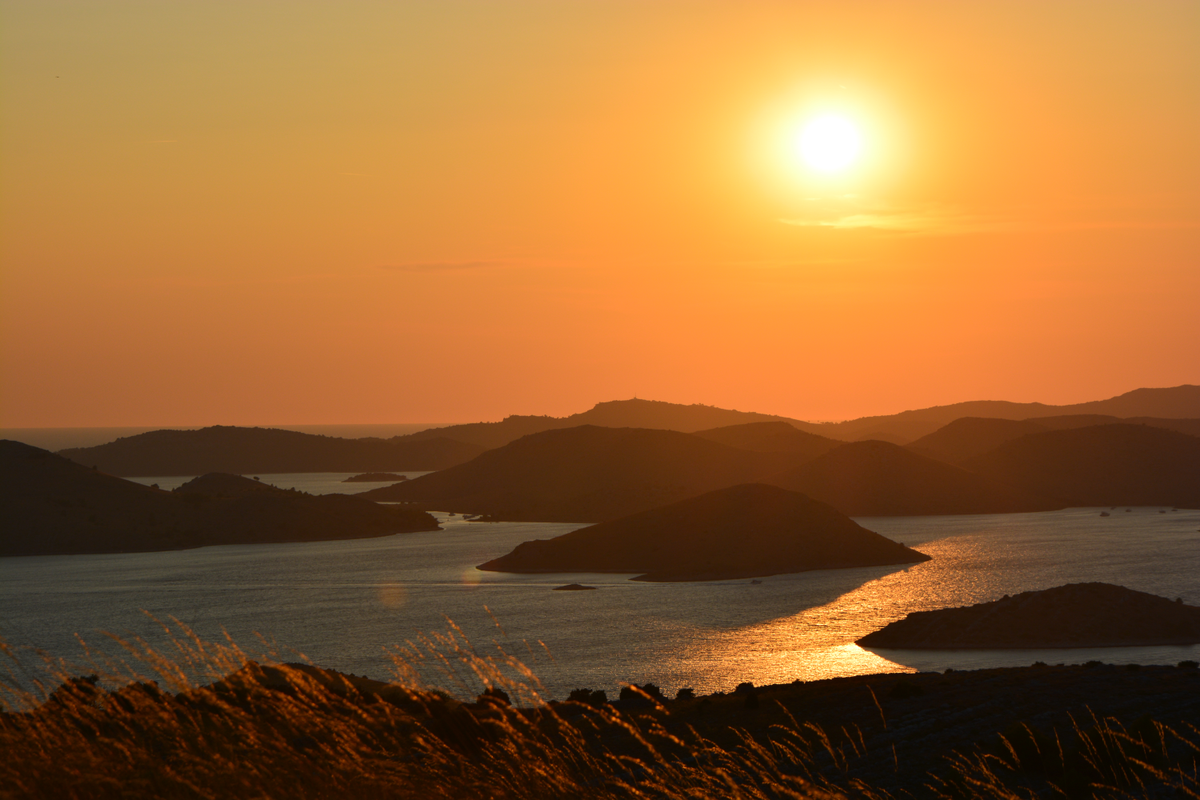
58, 426, 486, 476
6, 654, 1200, 800
477, 483, 929, 581
965, 423, 1200, 508
0, 441, 439, 556
859, 583, 1200, 649
767, 440, 1047, 516
361, 426, 789, 522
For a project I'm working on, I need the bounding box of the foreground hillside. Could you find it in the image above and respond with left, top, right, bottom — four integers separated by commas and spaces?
478, 483, 930, 581
58, 425, 486, 476
0, 440, 439, 556
4, 648, 1198, 799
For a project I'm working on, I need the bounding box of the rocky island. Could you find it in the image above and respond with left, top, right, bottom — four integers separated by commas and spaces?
858, 582, 1200, 649
477, 483, 930, 581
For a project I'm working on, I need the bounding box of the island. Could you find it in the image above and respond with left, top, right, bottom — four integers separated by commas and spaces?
477, 483, 930, 582
343, 472, 409, 483
857, 582, 1200, 649
0, 440, 440, 557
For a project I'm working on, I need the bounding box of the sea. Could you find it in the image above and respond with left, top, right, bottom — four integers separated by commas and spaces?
2, 470, 1198, 705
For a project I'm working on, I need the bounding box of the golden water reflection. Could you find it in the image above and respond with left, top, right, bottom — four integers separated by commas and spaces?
668, 509, 1200, 693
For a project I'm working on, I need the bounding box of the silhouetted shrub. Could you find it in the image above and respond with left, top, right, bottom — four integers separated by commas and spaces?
675, 687, 695, 701
1178, 660, 1198, 670
618, 684, 660, 707
567, 688, 607, 707
478, 687, 510, 707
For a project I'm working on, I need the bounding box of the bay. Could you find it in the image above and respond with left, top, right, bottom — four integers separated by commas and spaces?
2, 474, 1197, 703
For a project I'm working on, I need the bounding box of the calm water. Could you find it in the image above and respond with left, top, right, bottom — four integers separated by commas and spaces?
2, 474, 1197, 703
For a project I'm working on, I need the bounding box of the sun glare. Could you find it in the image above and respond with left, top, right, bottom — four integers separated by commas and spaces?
797, 115, 862, 173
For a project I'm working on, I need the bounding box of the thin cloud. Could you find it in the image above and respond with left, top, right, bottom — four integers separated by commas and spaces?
379, 261, 508, 273
779, 198, 1002, 235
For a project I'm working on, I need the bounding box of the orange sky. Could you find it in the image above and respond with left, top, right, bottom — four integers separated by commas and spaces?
2, 1, 1198, 427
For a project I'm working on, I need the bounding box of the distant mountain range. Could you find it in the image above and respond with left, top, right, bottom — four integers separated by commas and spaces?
0, 440, 440, 557
45, 385, 1200, 477
363, 419, 1200, 521
400, 385, 1200, 447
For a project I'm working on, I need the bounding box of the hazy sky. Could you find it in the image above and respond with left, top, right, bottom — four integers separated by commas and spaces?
3, 1, 1198, 427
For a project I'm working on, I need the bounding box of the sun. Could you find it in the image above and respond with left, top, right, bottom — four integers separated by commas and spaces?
797, 115, 862, 173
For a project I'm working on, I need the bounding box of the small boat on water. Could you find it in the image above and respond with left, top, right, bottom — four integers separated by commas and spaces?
1099, 511, 1110, 517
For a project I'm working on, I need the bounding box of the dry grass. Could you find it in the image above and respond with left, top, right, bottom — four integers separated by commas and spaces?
2, 621, 1198, 800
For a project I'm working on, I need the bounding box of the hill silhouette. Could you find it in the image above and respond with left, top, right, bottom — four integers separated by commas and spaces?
692, 421, 842, 459
906, 418, 1055, 465
398, 399, 803, 449
477, 483, 930, 581
818, 385, 1200, 443
0, 440, 439, 557
908, 414, 1200, 465
392, 386, 1199, 450
964, 423, 1200, 508
57, 426, 486, 476
766, 440, 1047, 516
858, 583, 1200, 648
359, 426, 789, 522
